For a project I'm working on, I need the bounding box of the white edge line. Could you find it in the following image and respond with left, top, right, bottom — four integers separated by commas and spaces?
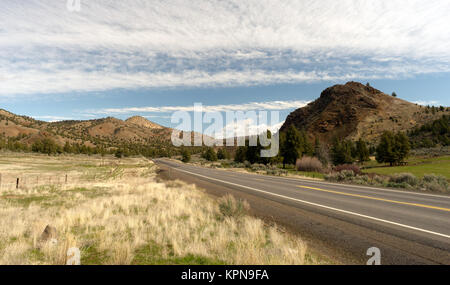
173, 160, 450, 200
262, 175, 450, 199
171, 166, 450, 240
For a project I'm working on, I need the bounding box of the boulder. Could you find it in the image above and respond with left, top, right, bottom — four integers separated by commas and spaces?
38, 225, 58, 246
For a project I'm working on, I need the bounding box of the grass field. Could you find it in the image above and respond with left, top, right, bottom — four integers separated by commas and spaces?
0, 152, 317, 265
363, 156, 450, 179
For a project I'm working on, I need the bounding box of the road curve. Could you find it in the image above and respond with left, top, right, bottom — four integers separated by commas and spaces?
155, 159, 450, 265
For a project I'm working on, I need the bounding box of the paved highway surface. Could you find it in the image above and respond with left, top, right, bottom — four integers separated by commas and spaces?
155, 159, 450, 264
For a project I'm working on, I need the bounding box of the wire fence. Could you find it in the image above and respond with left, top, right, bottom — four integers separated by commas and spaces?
0, 173, 75, 192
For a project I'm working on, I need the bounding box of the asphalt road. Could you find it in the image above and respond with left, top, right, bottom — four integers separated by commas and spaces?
155, 159, 450, 265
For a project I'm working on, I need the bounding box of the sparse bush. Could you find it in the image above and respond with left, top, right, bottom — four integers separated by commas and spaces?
218, 195, 250, 219
334, 164, 361, 175
325, 170, 355, 182
389, 173, 419, 187
324, 173, 336, 181
251, 163, 267, 172
386, 181, 410, 189
421, 174, 449, 193
230, 162, 245, 169
352, 175, 370, 185
374, 175, 388, 185
340, 170, 355, 179
295, 156, 323, 172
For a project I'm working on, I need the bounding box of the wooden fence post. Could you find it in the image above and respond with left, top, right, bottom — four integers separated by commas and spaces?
65, 174, 68, 184
16, 178, 19, 189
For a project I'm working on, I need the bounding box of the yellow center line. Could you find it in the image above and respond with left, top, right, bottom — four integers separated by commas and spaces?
297, 185, 450, 212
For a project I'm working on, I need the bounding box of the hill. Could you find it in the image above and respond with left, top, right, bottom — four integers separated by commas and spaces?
0, 111, 173, 150
125, 116, 165, 130
280, 82, 450, 145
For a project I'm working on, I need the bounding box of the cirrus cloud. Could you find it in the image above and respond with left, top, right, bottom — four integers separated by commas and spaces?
1, 0, 450, 96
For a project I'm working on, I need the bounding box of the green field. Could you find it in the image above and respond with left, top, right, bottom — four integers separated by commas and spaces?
364, 156, 450, 179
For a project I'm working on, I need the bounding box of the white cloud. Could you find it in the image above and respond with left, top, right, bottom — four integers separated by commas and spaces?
413, 100, 440, 106
1, 0, 450, 96
208, 118, 285, 139
86, 100, 309, 115
33, 115, 76, 122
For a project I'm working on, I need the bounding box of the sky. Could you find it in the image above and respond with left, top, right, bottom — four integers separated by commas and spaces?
1, 0, 450, 133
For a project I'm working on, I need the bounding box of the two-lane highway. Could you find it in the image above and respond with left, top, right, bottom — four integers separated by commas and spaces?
155, 159, 450, 264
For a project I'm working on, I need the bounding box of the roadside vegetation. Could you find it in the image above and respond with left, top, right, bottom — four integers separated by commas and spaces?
179, 124, 449, 193
0, 152, 313, 265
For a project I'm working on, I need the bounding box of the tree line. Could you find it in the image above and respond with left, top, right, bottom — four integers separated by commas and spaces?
408, 114, 449, 148
209, 125, 411, 168
0, 135, 193, 158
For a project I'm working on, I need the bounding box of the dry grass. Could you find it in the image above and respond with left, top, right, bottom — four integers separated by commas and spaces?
0, 152, 310, 265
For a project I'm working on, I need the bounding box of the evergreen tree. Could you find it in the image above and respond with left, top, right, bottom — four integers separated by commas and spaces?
376, 131, 410, 166
331, 138, 355, 165
394, 132, 410, 163
217, 148, 230, 160
355, 138, 370, 163
32, 138, 60, 155
280, 125, 302, 168
181, 149, 191, 163
202, 147, 218, 161
63, 141, 71, 153
234, 146, 247, 163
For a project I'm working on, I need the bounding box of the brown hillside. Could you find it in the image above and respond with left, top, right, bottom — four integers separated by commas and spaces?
0, 110, 173, 148
280, 82, 450, 144
125, 116, 164, 130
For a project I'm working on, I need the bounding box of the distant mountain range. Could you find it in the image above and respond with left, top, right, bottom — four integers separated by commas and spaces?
1, 81, 448, 150
0, 109, 172, 148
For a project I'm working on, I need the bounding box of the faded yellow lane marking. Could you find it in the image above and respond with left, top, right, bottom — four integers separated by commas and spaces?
297, 185, 450, 212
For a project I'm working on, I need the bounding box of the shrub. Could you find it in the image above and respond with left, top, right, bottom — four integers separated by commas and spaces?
421, 174, 449, 193
295, 156, 323, 172
386, 181, 410, 189
334, 164, 361, 175
251, 164, 267, 172
340, 170, 355, 179
218, 195, 250, 219
389, 173, 418, 187
115, 149, 123, 159
230, 162, 245, 168
352, 175, 370, 185
373, 175, 388, 185
181, 149, 191, 163
325, 170, 355, 182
